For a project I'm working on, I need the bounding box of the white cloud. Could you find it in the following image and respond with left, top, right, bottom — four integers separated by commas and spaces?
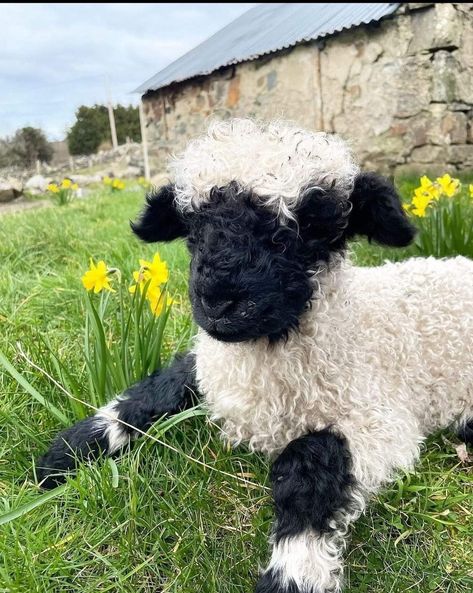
0, 3, 254, 140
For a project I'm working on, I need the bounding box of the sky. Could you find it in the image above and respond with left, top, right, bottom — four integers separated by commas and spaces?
0, 3, 254, 141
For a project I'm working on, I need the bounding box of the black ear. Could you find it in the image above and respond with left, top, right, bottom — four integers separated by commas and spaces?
130, 184, 188, 242
346, 172, 416, 247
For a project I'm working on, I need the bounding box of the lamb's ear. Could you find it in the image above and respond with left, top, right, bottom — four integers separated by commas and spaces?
130, 184, 188, 242
346, 172, 416, 247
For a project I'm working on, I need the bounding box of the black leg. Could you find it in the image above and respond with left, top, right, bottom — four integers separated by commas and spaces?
458, 419, 473, 445
36, 352, 197, 489
255, 429, 363, 593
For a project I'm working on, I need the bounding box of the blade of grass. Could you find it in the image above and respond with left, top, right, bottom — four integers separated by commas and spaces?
0, 484, 68, 526
0, 349, 69, 425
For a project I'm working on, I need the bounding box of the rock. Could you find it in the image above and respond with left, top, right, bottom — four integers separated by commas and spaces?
25, 174, 51, 193
431, 51, 460, 103
441, 111, 467, 144
408, 4, 462, 55
446, 145, 473, 167
0, 176, 23, 202
410, 145, 446, 163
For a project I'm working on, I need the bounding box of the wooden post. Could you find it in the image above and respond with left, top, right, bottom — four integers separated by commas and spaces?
139, 101, 151, 181
105, 77, 118, 150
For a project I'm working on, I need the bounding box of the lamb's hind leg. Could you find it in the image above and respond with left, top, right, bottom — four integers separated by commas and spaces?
255, 429, 365, 593
36, 352, 197, 489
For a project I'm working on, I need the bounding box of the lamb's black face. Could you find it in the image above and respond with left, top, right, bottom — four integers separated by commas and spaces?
131, 174, 416, 343
186, 185, 317, 342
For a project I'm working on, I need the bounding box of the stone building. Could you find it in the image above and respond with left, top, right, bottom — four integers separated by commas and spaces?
136, 3, 473, 176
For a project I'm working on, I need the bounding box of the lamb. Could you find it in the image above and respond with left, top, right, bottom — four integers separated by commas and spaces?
37, 119, 473, 593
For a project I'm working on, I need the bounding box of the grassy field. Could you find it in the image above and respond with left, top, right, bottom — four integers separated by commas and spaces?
0, 188, 472, 593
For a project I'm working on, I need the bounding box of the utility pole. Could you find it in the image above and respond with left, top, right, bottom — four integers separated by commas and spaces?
105, 77, 118, 150
139, 101, 151, 181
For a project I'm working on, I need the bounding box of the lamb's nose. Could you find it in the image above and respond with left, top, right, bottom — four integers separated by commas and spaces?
201, 296, 236, 319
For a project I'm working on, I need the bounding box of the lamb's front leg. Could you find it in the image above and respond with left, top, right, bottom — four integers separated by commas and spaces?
256, 429, 365, 593
36, 352, 197, 489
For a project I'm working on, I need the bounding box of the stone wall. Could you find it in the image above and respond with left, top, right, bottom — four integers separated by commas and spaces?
142, 3, 473, 177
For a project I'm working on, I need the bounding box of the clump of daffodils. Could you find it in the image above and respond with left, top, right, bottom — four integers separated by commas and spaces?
81, 253, 172, 316
103, 176, 125, 191
404, 174, 461, 217
404, 173, 473, 258
76, 252, 175, 404
47, 178, 79, 205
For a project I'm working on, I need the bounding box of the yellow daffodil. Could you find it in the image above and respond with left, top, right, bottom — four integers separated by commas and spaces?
129, 269, 148, 294
81, 259, 114, 293
411, 192, 432, 217
418, 175, 441, 200
112, 179, 125, 190
139, 253, 169, 286
469, 184, 473, 199
61, 178, 72, 189
436, 173, 460, 198
147, 284, 173, 316
72, 182, 79, 191
47, 183, 59, 193
103, 176, 112, 186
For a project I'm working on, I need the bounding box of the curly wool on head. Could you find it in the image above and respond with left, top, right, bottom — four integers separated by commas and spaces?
169, 118, 360, 221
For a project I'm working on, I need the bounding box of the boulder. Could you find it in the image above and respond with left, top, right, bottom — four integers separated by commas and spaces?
25, 174, 51, 193
0, 176, 23, 202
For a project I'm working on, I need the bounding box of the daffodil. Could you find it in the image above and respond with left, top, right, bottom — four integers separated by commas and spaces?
411, 192, 432, 217
139, 253, 169, 286
61, 178, 72, 189
469, 184, 473, 199
103, 176, 112, 186
81, 259, 114, 293
72, 182, 79, 191
436, 174, 460, 198
147, 284, 173, 316
413, 176, 439, 201
129, 269, 147, 294
47, 183, 59, 193
112, 179, 125, 190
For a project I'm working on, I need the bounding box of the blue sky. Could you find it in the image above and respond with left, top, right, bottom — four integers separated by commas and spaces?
0, 3, 254, 140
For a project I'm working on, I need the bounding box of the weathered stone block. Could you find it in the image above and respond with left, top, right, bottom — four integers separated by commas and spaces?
446, 144, 473, 166
441, 111, 467, 144
431, 51, 460, 103
408, 3, 462, 54
410, 145, 446, 162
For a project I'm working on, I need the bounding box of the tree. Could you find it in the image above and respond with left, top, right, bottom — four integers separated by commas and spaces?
7, 127, 53, 168
114, 105, 141, 144
67, 105, 110, 155
67, 104, 141, 156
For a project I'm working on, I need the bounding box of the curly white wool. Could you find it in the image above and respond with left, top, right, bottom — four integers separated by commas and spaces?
170, 118, 359, 221
195, 256, 473, 493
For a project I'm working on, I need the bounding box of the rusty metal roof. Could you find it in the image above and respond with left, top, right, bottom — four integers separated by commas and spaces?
135, 3, 400, 94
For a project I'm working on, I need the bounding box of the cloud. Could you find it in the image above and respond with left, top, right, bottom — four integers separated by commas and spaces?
0, 3, 254, 140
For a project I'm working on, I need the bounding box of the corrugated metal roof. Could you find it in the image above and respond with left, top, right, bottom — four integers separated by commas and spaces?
134, 3, 400, 94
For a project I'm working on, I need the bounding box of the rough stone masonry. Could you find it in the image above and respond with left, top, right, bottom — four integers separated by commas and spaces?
142, 3, 473, 177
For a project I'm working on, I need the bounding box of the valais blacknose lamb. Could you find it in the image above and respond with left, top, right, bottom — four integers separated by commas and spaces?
38, 119, 473, 593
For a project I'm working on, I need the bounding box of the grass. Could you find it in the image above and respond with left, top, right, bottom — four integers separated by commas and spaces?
0, 189, 472, 593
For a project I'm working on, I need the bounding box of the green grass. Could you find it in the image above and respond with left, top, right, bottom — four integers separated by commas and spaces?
0, 189, 472, 593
